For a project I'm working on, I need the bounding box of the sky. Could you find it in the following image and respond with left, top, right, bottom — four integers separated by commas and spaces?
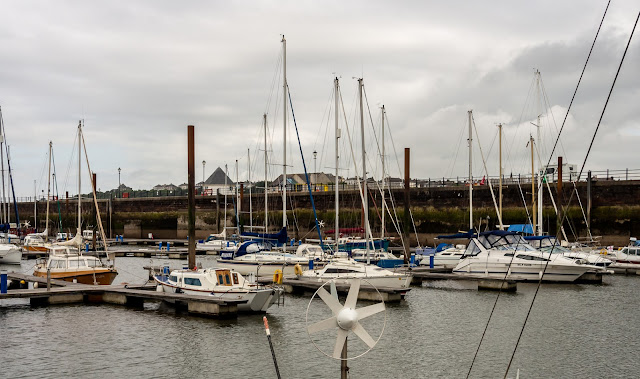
0, 0, 638, 197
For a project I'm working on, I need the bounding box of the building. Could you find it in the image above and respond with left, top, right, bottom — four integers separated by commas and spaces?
152, 184, 180, 191
202, 167, 235, 194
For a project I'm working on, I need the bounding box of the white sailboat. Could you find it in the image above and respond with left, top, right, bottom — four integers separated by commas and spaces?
0, 107, 21, 264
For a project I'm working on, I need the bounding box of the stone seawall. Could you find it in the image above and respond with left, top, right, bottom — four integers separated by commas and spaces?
15, 179, 640, 245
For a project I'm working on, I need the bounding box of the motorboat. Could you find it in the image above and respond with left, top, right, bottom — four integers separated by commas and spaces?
23, 233, 49, 252
420, 244, 466, 269
216, 241, 310, 276
0, 242, 22, 264
153, 268, 283, 312
524, 236, 612, 268
351, 249, 404, 268
604, 243, 640, 271
33, 245, 117, 285
301, 258, 412, 289
453, 231, 603, 282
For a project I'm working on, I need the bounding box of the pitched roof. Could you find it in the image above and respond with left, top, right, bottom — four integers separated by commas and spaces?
205, 167, 234, 185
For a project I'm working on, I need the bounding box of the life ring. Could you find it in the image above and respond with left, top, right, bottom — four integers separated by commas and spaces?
294, 263, 303, 276
273, 269, 283, 284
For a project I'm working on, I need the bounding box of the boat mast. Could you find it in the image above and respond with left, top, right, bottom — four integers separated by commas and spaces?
77, 121, 82, 239
468, 110, 473, 231
498, 124, 503, 230
334, 77, 340, 252
381, 105, 386, 239
263, 114, 268, 232
224, 164, 228, 233
0, 106, 5, 225
358, 78, 370, 264
46, 141, 52, 239
235, 159, 240, 231
33, 180, 36, 231
248, 148, 252, 231
536, 71, 543, 236
530, 135, 536, 235
282, 35, 287, 229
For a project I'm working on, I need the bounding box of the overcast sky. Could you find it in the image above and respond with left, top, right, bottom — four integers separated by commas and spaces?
0, 0, 638, 197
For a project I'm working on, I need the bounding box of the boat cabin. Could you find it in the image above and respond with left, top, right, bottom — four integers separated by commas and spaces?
620, 246, 640, 256
464, 231, 536, 256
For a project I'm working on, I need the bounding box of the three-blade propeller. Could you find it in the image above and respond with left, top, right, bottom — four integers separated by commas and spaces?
307, 279, 385, 359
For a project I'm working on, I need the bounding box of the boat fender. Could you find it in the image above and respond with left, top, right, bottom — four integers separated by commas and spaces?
294, 263, 303, 276
273, 269, 283, 284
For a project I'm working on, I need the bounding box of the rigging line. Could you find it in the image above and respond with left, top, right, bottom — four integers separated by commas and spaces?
471, 114, 504, 228
543, 0, 610, 176
516, 179, 533, 226
504, 11, 637, 378
504, 74, 536, 170
572, 182, 593, 241
577, 11, 638, 183
362, 85, 383, 176
264, 49, 282, 114
445, 115, 468, 179
466, 233, 526, 379
539, 77, 569, 160
287, 85, 323, 247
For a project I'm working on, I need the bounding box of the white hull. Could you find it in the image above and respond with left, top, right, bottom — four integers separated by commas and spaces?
0, 247, 22, 264
215, 260, 300, 276
303, 273, 412, 289
156, 280, 280, 312
453, 259, 590, 282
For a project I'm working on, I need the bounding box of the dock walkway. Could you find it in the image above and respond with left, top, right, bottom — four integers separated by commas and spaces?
0, 273, 244, 317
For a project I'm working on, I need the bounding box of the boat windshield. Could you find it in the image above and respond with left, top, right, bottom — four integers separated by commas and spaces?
478, 234, 531, 249
527, 237, 559, 249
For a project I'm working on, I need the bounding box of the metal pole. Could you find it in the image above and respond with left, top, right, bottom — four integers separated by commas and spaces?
118, 167, 121, 198
341, 337, 349, 379
248, 148, 252, 231
264, 114, 268, 232
531, 135, 536, 235
404, 148, 410, 263
359, 78, 370, 263
224, 164, 228, 233
468, 110, 473, 231
202, 160, 206, 193
187, 125, 196, 270
498, 123, 503, 229
381, 105, 386, 238
557, 156, 564, 242
587, 170, 592, 231
334, 77, 340, 252
282, 35, 287, 229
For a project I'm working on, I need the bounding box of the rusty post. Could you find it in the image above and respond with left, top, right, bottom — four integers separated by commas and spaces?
187, 125, 196, 270
557, 157, 563, 240
403, 148, 410, 263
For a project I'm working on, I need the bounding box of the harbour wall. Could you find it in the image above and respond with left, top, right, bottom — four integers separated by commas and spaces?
16, 179, 640, 246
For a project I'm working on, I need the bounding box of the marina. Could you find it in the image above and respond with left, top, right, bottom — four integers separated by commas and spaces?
0, 1, 638, 378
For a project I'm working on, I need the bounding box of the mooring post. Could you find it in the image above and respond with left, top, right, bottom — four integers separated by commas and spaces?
403, 148, 411, 263
47, 268, 51, 291
557, 156, 563, 242
0, 270, 7, 294
187, 125, 196, 270
341, 337, 348, 379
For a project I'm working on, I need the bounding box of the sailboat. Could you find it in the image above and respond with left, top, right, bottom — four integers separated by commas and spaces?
0, 107, 22, 264
33, 121, 117, 284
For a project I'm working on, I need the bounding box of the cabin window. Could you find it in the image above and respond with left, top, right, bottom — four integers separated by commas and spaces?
504, 253, 514, 257
68, 260, 80, 268
86, 259, 98, 267
56, 260, 67, 269
232, 273, 239, 284
225, 274, 231, 285
169, 276, 178, 282
218, 274, 224, 284
184, 278, 202, 286
464, 241, 481, 256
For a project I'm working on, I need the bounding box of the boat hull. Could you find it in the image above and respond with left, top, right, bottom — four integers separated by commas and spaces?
33, 268, 118, 285
0, 248, 22, 264
453, 260, 589, 282
302, 272, 412, 289
154, 276, 281, 312
215, 260, 301, 276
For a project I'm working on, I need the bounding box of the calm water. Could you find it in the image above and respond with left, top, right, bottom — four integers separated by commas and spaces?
1, 257, 639, 378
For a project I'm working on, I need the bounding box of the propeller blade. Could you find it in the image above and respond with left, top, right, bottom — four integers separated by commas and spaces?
352, 322, 376, 348
344, 279, 360, 309
307, 316, 337, 334
333, 328, 349, 359
330, 281, 338, 300
356, 302, 385, 320
317, 286, 343, 315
